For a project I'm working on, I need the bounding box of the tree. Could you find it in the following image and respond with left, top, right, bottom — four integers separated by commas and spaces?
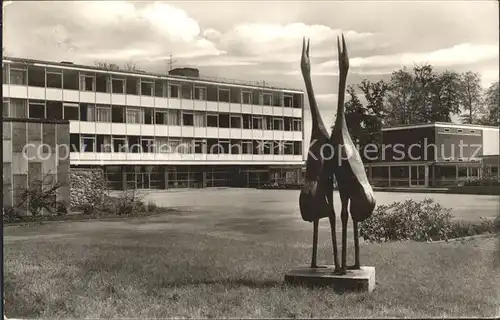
459, 71, 484, 124
123, 61, 139, 71
480, 81, 499, 126
429, 70, 462, 122
358, 79, 389, 147
409, 64, 435, 123
386, 67, 416, 125
94, 61, 121, 71
344, 85, 365, 146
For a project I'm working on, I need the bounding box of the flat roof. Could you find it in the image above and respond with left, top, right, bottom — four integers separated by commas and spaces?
3, 56, 304, 94
382, 122, 499, 131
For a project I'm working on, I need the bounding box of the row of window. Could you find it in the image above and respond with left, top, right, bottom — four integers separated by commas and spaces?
70, 134, 303, 155
3, 98, 303, 131
3, 63, 303, 108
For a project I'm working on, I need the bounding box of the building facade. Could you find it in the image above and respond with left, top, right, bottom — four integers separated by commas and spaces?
366, 122, 499, 187
2, 57, 305, 189
2, 118, 71, 210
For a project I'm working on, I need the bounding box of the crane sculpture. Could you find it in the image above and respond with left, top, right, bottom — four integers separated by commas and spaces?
299, 34, 376, 275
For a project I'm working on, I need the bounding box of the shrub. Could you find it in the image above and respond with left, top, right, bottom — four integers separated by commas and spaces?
17, 174, 67, 217
448, 218, 496, 239
146, 201, 158, 213
462, 176, 500, 187
3, 206, 22, 223
114, 189, 145, 216
359, 198, 454, 242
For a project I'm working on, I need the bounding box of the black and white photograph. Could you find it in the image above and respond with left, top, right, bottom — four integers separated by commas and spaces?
1, 0, 499, 319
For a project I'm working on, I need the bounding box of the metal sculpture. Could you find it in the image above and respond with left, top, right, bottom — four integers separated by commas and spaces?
299, 34, 376, 275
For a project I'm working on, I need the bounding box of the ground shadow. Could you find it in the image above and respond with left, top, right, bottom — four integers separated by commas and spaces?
166, 278, 283, 289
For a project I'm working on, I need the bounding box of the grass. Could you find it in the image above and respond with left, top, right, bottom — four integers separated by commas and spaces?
4, 189, 500, 318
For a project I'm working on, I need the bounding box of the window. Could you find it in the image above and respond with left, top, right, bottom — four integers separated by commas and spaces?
46, 101, 63, 120
194, 87, 205, 100
182, 112, 194, 126
144, 108, 154, 125
293, 118, 302, 131
154, 80, 165, 97
168, 139, 181, 154
230, 115, 242, 128
284, 141, 293, 155
252, 116, 263, 129
81, 135, 96, 152
207, 85, 218, 102
253, 140, 264, 155
46, 69, 62, 88
141, 137, 155, 153
112, 136, 127, 153
80, 103, 95, 121
272, 91, 282, 107
10, 99, 27, 118
77, 72, 94, 91
63, 70, 79, 90
96, 73, 108, 93
112, 106, 124, 123
273, 117, 284, 130
29, 101, 45, 119
263, 93, 273, 106
194, 111, 206, 127
194, 139, 206, 154
156, 137, 169, 153
284, 117, 292, 131
126, 107, 142, 124
141, 79, 153, 96
218, 88, 230, 102
207, 139, 219, 154
264, 116, 273, 130
271, 141, 280, 155
457, 129, 463, 133
444, 128, 450, 132
242, 141, 252, 154
128, 136, 140, 153
470, 130, 476, 133
10, 64, 27, 85
219, 140, 230, 154
27, 66, 46, 87
219, 113, 230, 128
3, 99, 9, 117
263, 140, 272, 155
155, 110, 168, 125
126, 76, 139, 95
252, 90, 261, 105
112, 77, 125, 94
181, 83, 193, 99
70, 134, 80, 152
230, 87, 241, 104
243, 114, 252, 129
169, 83, 180, 98
293, 94, 302, 109
284, 95, 293, 107
97, 135, 112, 152
96, 105, 112, 122
63, 103, 79, 120
207, 114, 218, 127
241, 91, 252, 104
179, 138, 194, 154
168, 110, 180, 126
230, 140, 241, 154
293, 141, 302, 155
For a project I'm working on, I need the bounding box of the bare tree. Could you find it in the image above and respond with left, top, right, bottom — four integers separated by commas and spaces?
94, 61, 121, 71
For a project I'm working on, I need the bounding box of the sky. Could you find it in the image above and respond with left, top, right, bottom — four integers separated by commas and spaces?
3, 0, 499, 149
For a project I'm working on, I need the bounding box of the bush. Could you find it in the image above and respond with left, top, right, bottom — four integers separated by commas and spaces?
461, 176, 500, 187
359, 198, 454, 242
448, 218, 496, 239
3, 206, 22, 223
17, 174, 67, 217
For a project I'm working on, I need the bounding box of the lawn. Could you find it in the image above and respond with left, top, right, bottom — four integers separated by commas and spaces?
4, 189, 500, 318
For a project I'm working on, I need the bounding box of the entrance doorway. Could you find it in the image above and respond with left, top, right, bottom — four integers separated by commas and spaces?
409, 165, 427, 187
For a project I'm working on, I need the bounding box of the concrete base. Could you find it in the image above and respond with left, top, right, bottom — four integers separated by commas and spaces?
284, 265, 375, 293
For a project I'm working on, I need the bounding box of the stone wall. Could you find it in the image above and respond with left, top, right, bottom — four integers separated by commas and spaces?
2, 118, 70, 214
69, 168, 107, 208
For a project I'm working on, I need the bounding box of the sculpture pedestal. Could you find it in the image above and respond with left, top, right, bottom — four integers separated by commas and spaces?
284, 265, 375, 293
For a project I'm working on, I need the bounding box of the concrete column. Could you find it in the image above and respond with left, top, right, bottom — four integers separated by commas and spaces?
424, 165, 429, 187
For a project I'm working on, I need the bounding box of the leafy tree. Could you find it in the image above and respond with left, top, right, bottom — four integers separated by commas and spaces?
480, 81, 499, 126
344, 85, 365, 147
358, 79, 389, 147
429, 70, 462, 122
459, 71, 484, 124
386, 67, 416, 125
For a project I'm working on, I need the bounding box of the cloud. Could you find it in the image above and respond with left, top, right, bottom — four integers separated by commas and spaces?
317, 42, 499, 75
